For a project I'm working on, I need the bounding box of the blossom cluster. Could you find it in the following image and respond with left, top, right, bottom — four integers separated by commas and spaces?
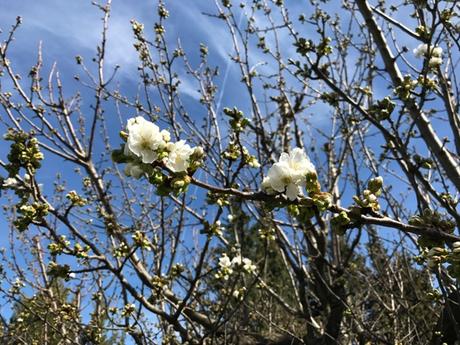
426, 242, 460, 279
262, 147, 316, 200
14, 202, 49, 232
413, 43, 443, 67
2, 177, 19, 188
215, 254, 257, 280
352, 176, 383, 212
426, 246, 448, 269
121, 116, 203, 179
4, 129, 44, 177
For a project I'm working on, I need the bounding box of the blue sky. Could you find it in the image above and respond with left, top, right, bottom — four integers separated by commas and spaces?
2, 2, 156, 93
0, 0, 322, 113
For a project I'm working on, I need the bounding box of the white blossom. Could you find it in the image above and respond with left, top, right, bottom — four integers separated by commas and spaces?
2, 177, 18, 188
242, 258, 257, 273
231, 255, 257, 274
217, 254, 233, 280
14, 278, 25, 287
428, 56, 442, 67
211, 220, 224, 236
218, 255, 232, 270
232, 287, 246, 300
123, 117, 203, 177
193, 146, 205, 158
231, 255, 242, 266
248, 156, 260, 168
161, 130, 171, 142
413, 43, 443, 66
163, 140, 194, 172
431, 46, 443, 57
126, 116, 147, 132
262, 147, 316, 200
413, 43, 428, 58
261, 176, 275, 195
124, 162, 144, 179
123, 142, 134, 157
126, 117, 168, 164
232, 289, 241, 299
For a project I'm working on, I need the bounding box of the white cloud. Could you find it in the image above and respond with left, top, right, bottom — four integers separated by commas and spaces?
179, 75, 200, 100
0, 0, 146, 76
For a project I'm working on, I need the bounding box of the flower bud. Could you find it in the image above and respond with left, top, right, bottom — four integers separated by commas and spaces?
428, 247, 447, 256
192, 146, 205, 159
171, 175, 191, 190
149, 170, 164, 185
119, 131, 128, 141
368, 176, 383, 194
408, 216, 424, 226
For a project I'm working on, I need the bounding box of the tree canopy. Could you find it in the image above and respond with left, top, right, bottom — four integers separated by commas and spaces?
1, 0, 460, 344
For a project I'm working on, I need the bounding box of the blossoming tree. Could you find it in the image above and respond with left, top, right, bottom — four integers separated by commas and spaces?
1, 0, 460, 344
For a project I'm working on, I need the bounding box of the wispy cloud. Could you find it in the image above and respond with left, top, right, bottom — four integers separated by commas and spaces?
0, 0, 149, 78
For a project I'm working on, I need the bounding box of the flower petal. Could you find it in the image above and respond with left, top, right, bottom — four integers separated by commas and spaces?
141, 150, 157, 164
286, 183, 300, 200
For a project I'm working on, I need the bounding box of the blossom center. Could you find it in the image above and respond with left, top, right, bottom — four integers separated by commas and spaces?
282, 176, 292, 184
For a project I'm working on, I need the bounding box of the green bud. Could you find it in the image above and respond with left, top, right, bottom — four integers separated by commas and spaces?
368, 176, 383, 194
312, 192, 332, 212
47, 262, 71, 280
149, 170, 165, 185
334, 211, 350, 226
171, 175, 190, 189
119, 131, 128, 141
191, 146, 205, 159
306, 172, 320, 194
451, 247, 460, 255
287, 204, 300, 217
66, 190, 87, 207
422, 208, 433, 219
171, 179, 185, 189
408, 216, 424, 226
